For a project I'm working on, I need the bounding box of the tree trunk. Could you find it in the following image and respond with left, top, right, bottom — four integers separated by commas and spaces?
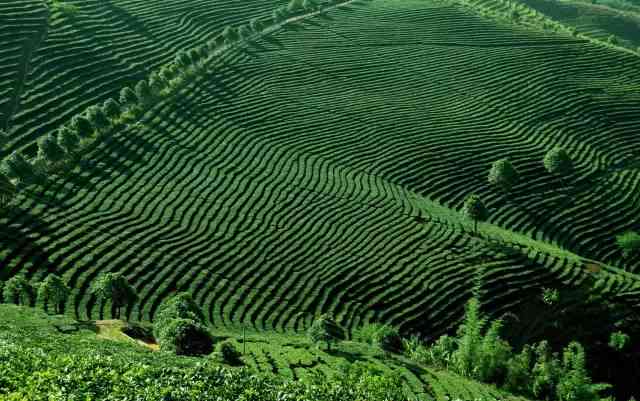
474, 219, 478, 234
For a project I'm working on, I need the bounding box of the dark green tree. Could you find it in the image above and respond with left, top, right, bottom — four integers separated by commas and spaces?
175, 51, 191, 68
103, 98, 121, 120
308, 314, 344, 351
249, 17, 264, 32
90, 273, 138, 320
2, 151, 35, 183
157, 318, 214, 356
0, 172, 16, 209
273, 7, 287, 22
119, 86, 138, 108
70, 115, 94, 138
3, 276, 34, 306
373, 324, 403, 353
86, 105, 110, 132
148, 72, 166, 95
488, 158, 519, 194
218, 340, 242, 365
543, 147, 573, 180
222, 26, 238, 43
57, 126, 80, 155
38, 274, 70, 314
556, 342, 610, 401
135, 80, 153, 105
37, 133, 65, 164
462, 194, 489, 234
153, 292, 205, 339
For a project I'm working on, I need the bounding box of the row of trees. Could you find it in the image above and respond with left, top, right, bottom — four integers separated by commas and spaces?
462, 147, 574, 233
0, 274, 69, 314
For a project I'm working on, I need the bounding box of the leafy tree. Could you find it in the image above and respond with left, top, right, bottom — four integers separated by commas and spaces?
238, 25, 252, 39
37, 133, 65, 164
57, 126, 80, 155
157, 317, 213, 356
273, 7, 287, 22
303, 0, 317, 10
222, 26, 238, 43
505, 344, 534, 395
86, 105, 110, 132
103, 98, 121, 120
38, 274, 70, 314
477, 319, 511, 382
90, 273, 138, 319
488, 158, 519, 194
2, 151, 35, 183
531, 341, 562, 400
543, 147, 573, 178
3, 276, 34, 306
288, 0, 304, 13
218, 340, 242, 365
556, 342, 610, 401
0, 172, 16, 209
134, 80, 153, 105
462, 194, 489, 234
159, 65, 176, 84
453, 297, 486, 377
616, 231, 640, 257
148, 72, 166, 95
372, 324, 402, 353
119, 86, 138, 108
70, 115, 93, 138
175, 51, 191, 68
609, 331, 630, 351
308, 314, 344, 351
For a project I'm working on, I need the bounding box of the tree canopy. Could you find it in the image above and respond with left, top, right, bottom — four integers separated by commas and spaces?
543, 147, 573, 176
308, 314, 344, 351
90, 273, 138, 319
2, 276, 34, 306
462, 194, 489, 233
38, 274, 70, 314
488, 158, 519, 193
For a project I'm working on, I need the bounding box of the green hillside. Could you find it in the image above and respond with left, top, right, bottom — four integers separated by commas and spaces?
1, 0, 639, 398
0, 304, 531, 400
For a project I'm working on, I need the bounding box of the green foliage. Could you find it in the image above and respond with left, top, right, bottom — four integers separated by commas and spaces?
616, 231, 640, 257
2, 151, 35, 183
453, 297, 488, 377
135, 80, 153, 105
37, 274, 70, 314
288, 0, 304, 13
176, 51, 191, 67
70, 115, 94, 138
119, 86, 138, 107
2, 276, 34, 306
504, 344, 534, 394
488, 158, 519, 193
157, 317, 214, 356
308, 314, 344, 351
154, 292, 205, 330
608, 331, 630, 351
222, 26, 238, 43
86, 105, 110, 131
542, 287, 560, 305
50, 0, 79, 18
89, 273, 138, 319
273, 7, 287, 22
57, 126, 80, 155
218, 339, 242, 365
103, 98, 121, 120
148, 72, 166, 95
238, 25, 252, 39
556, 342, 610, 401
354, 323, 402, 352
461, 194, 489, 233
0, 172, 16, 209
543, 147, 573, 176
37, 133, 65, 164
250, 17, 264, 32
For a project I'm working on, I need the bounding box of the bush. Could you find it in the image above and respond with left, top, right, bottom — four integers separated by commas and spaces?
461, 194, 489, 233
2, 151, 35, 183
3, 276, 34, 306
70, 115, 93, 138
157, 318, 213, 356
218, 340, 242, 365
354, 323, 402, 353
37, 274, 70, 314
488, 158, 519, 193
616, 231, 640, 257
543, 147, 573, 177
308, 314, 344, 351
609, 331, 630, 351
90, 273, 137, 319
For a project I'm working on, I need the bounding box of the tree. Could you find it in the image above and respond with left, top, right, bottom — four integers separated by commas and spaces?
249, 17, 264, 32
159, 65, 176, 84
222, 26, 238, 43
153, 292, 205, 339
372, 324, 403, 353
157, 318, 214, 356
0, 172, 16, 209
134, 80, 153, 105
37, 133, 65, 164
57, 126, 80, 155
556, 342, 610, 401
273, 7, 287, 23
238, 25, 252, 39
103, 98, 121, 120
218, 340, 242, 365
302, 0, 317, 11
288, 0, 304, 13
3, 276, 34, 306
86, 105, 110, 132
148, 72, 166, 95
2, 151, 35, 184
462, 194, 489, 234
70, 115, 93, 138
609, 331, 630, 351
119, 86, 138, 108
308, 314, 344, 351
90, 273, 138, 319
488, 158, 519, 194
616, 231, 640, 257
38, 274, 70, 314
543, 147, 573, 180
175, 51, 191, 68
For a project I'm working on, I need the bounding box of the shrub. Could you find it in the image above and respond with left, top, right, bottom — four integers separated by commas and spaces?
542, 287, 560, 305
354, 323, 402, 352
543, 147, 573, 177
0, 173, 16, 209
135, 80, 153, 105
57, 126, 80, 155
556, 342, 610, 401
157, 318, 213, 356
616, 231, 640, 257
609, 331, 630, 351
238, 25, 252, 39
3, 276, 34, 306
308, 314, 344, 351
249, 17, 264, 32
505, 344, 534, 395
153, 292, 206, 342
70, 115, 93, 138
119, 87, 138, 108
86, 105, 110, 132
425, 334, 457, 368
218, 340, 242, 365
103, 98, 121, 120
3, 151, 35, 183
37, 134, 65, 165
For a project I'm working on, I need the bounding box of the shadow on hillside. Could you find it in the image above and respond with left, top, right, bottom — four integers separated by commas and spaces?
325, 348, 368, 363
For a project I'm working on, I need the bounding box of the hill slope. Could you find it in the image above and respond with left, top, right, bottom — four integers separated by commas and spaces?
1, 0, 640, 341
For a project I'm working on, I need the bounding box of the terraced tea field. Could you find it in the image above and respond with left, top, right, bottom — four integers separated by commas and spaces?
2, 0, 640, 342
1, 0, 287, 156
